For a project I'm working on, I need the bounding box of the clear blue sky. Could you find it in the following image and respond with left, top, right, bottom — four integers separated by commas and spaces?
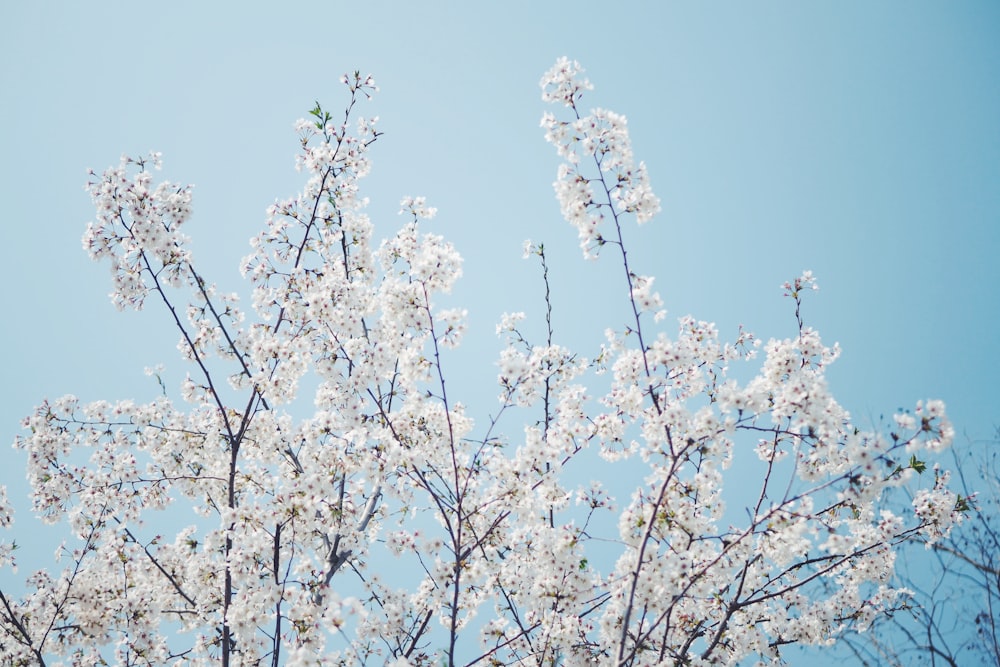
1, 2, 998, 663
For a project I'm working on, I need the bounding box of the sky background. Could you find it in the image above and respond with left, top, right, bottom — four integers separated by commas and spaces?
1, 2, 998, 664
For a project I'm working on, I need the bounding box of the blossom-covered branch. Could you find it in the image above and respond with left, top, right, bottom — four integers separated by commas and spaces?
0, 60, 969, 667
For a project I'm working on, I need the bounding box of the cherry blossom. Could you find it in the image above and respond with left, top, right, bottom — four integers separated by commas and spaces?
0, 60, 969, 667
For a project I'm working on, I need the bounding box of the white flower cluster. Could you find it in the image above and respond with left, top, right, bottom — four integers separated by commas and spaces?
82, 152, 194, 310
539, 56, 593, 107
540, 60, 661, 258
912, 465, 963, 545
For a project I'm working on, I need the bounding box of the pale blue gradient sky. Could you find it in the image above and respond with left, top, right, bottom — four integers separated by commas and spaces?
1, 2, 998, 663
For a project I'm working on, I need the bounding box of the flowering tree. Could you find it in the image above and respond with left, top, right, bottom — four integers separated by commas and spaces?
0, 59, 970, 666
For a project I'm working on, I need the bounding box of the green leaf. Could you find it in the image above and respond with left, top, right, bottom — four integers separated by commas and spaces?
955, 495, 972, 513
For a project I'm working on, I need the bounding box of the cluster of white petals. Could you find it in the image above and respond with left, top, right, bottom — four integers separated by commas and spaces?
1, 60, 966, 667
540, 61, 660, 259
82, 152, 194, 310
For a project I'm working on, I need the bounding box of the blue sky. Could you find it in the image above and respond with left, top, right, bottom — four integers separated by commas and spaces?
1, 1, 998, 663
